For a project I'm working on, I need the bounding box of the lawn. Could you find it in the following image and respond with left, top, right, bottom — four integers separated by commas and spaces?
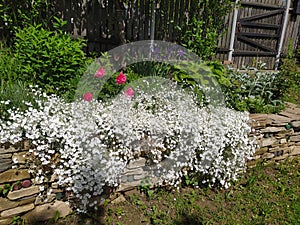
43, 158, 300, 225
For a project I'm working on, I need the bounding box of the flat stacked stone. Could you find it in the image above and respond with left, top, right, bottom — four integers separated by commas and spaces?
249, 102, 300, 164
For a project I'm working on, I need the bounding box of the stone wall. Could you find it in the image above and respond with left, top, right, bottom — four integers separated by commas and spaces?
0, 141, 71, 225
0, 102, 300, 224
248, 102, 300, 166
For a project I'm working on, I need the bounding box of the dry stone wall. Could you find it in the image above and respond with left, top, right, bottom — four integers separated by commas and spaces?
0, 102, 300, 224
248, 102, 300, 166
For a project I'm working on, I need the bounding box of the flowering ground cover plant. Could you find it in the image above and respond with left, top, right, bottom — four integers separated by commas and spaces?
0, 85, 255, 212
0, 41, 257, 213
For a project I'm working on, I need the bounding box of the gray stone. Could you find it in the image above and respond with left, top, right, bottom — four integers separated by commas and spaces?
260, 127, 286, 133
0, 169, 30, 184
279, 111, 300, 121
0, 146, 21, 154
269, 146, 280, 152
291, 121, 300, 128
117, 180, 143, 192
121, 167, 144, 176
0, 197, 18, 211
273, 154, 289, 161
260, 137, 277, 147
280, 139, 287, 144
34, 194, 56, 205
134, 172, 150, 181
0, 158, 11, 164
291, 146, 300, 156
111, 195, 126, 204
0, 218, 12, 225
261, 153, 274, 159
290, 135, 300, 142
127, 158, 147, 169
0, 203, 34, 218
22, 201, 72, 223
0, 153, 12, 159
268, 114, 292, 124
0, 160, 12, 173
7, 186, 40, 200
51, 182, 58, 189
23, 140, 31, 151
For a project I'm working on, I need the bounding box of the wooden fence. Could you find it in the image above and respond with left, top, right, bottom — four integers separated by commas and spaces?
2, 0, 299, 69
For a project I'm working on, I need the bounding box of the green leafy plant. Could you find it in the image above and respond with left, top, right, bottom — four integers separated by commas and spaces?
0, 0, 55, 42
12, 24, 88, 100
178, 0, 232, 60
225, 64, 285, 113
280, 40, 300, 105
53, 210, 60, 223
0, 183, 12, 197
11, 216, 25, 225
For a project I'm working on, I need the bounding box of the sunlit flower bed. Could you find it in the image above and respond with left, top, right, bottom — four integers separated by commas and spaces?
0, 82, 256, 212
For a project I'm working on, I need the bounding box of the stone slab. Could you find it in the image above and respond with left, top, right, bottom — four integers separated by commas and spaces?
126, 158, 147, 169
0, 169, 30, 184
0, 161, 12, 173
0, 203, 34, 218
121, 167, 144, 176
268, 114, 292, 124
279, 111, 300, 121
291, 121, 300, 128
12, 152, 27, 164
260, 137, 277, 147
0, 196, 35, 211
7, 186, 40, 200
22, 201, 72, 223
291, 146, 300, 156
0, 146, 21, 154
0, 154, 12, 159
260, 127, 286, 133
0, 218, 11, 225
290, 135, 300, 142
273, 154, 289, 161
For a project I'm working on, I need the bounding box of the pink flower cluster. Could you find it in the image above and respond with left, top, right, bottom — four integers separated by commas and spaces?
83, 67, 134, 101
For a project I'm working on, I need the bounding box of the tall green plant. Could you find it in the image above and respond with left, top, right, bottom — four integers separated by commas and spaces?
0, 0, 52, 43
12, 24, 88, 100
178, 0, 232, 60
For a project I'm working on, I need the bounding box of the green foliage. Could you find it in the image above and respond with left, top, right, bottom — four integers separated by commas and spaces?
178, 0, 232, 60
53, 210, 60, 223
224, 64, 285, 113
0, 183, 11, 197
0, 0, 52, 42
280, 40, 300, 105
11, 216, 25, 225
0, 44, 20, 86
12, 24, 88, 100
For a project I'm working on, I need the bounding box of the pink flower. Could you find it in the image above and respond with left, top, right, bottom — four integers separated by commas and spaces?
125, 87, 134, 98
116, 72, 126, 84
83, 92, 93, 101
94, 67, 106, 78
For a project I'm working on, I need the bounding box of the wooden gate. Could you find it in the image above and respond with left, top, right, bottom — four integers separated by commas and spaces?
216, 0, 300, 69
234, 0, 285, 68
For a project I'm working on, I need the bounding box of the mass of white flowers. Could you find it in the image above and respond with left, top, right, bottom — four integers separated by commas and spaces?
0, 83, 256, 212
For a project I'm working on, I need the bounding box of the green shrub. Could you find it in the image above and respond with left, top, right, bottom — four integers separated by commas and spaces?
225, 64, 284, 113
0, 44, 20, 86
0, 0, 52, 43
12, 24, 88, 100
279, 41, 300, 105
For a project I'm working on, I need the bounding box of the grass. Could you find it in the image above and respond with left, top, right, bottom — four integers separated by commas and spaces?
42, 158, 300, 225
